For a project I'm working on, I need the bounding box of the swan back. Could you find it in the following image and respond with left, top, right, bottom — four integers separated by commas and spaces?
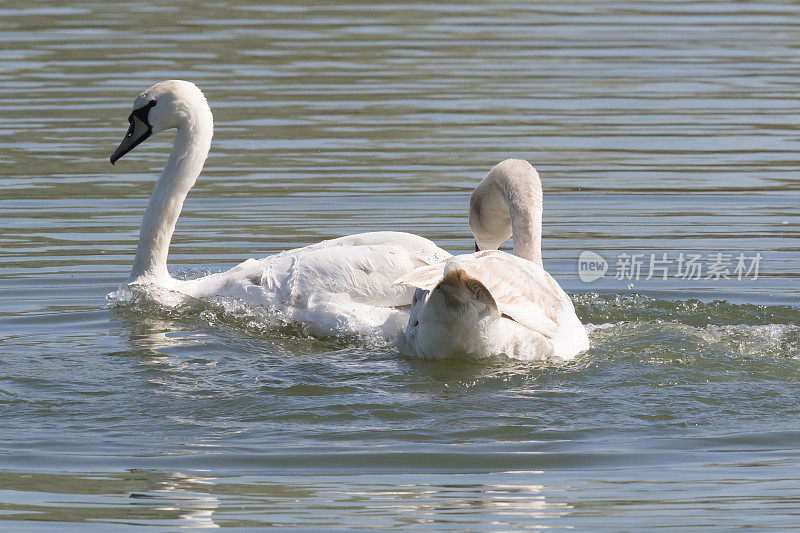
469, 159, 543, 265
398, 250, 563, 337
395, 250, 588, 360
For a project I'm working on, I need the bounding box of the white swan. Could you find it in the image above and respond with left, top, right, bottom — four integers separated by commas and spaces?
109, 80, 450, 338
394, 159, 589, 360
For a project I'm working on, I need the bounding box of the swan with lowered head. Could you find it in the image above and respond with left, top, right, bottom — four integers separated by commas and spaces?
394, 159, 589, 360
109, 80, 450, 338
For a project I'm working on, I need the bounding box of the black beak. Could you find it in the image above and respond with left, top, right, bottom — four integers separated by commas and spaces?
110, 100, 156, 165
474, 241, 479, 252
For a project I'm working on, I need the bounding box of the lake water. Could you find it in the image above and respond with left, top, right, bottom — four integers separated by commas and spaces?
2, 0, 800, 529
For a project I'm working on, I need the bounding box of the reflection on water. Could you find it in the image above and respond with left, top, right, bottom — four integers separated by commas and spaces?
4, 468, 800, 529
1, 0, 800, 529
0, 470, 220, 529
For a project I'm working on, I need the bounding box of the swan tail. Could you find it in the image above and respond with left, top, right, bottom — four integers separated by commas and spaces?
434, 260, 498, 315
396, 260, 500, 359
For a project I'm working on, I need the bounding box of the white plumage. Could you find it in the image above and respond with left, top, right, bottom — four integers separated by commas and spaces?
110, 81, 588, 359
177, 232, 450, 338
394, 160, 589, 360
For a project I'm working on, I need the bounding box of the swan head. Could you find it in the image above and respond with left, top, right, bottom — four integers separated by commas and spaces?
110, 80, 212, 164
468, 159, 543, 264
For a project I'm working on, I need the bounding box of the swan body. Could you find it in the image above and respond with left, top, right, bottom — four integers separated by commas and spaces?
394, 159, 589, 360
177, 231, 450, 338
110, 80, 449, 339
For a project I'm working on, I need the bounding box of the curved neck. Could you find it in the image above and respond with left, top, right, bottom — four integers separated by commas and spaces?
128, 119, 212, 284
506, 181, 543, 265
470, 161, 543, 266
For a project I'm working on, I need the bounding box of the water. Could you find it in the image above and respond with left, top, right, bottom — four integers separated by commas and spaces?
2, 0, 800, 528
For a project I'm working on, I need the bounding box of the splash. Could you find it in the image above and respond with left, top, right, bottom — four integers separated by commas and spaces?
107, 281, 396, 349
108, 284, 800, 361
575, 293, 800, 361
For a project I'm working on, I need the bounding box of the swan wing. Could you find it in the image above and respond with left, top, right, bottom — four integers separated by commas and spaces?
181, 231, 451, 308
298, 231, 452, 268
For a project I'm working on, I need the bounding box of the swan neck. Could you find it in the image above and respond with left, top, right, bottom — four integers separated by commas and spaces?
129, 120, 212, 284
509, 191, 542, 265
470, 163, 543, 266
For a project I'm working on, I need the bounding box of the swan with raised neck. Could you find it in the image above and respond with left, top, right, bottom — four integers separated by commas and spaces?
469, 158, 543, 266
108, 80, 453, 344
110, 80, 213, 285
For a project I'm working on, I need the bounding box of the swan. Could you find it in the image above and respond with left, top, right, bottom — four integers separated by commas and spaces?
109, 80, 450, 338
394, 159, 590, 360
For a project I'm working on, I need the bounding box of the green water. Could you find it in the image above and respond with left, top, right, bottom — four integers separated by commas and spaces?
1, 1, 799, 529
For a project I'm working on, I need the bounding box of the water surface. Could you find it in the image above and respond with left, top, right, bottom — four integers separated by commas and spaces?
1, 1, 800, 529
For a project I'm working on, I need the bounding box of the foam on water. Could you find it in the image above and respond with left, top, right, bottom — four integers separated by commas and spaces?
109, 283, 800, 363
107, 280, 394, 349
